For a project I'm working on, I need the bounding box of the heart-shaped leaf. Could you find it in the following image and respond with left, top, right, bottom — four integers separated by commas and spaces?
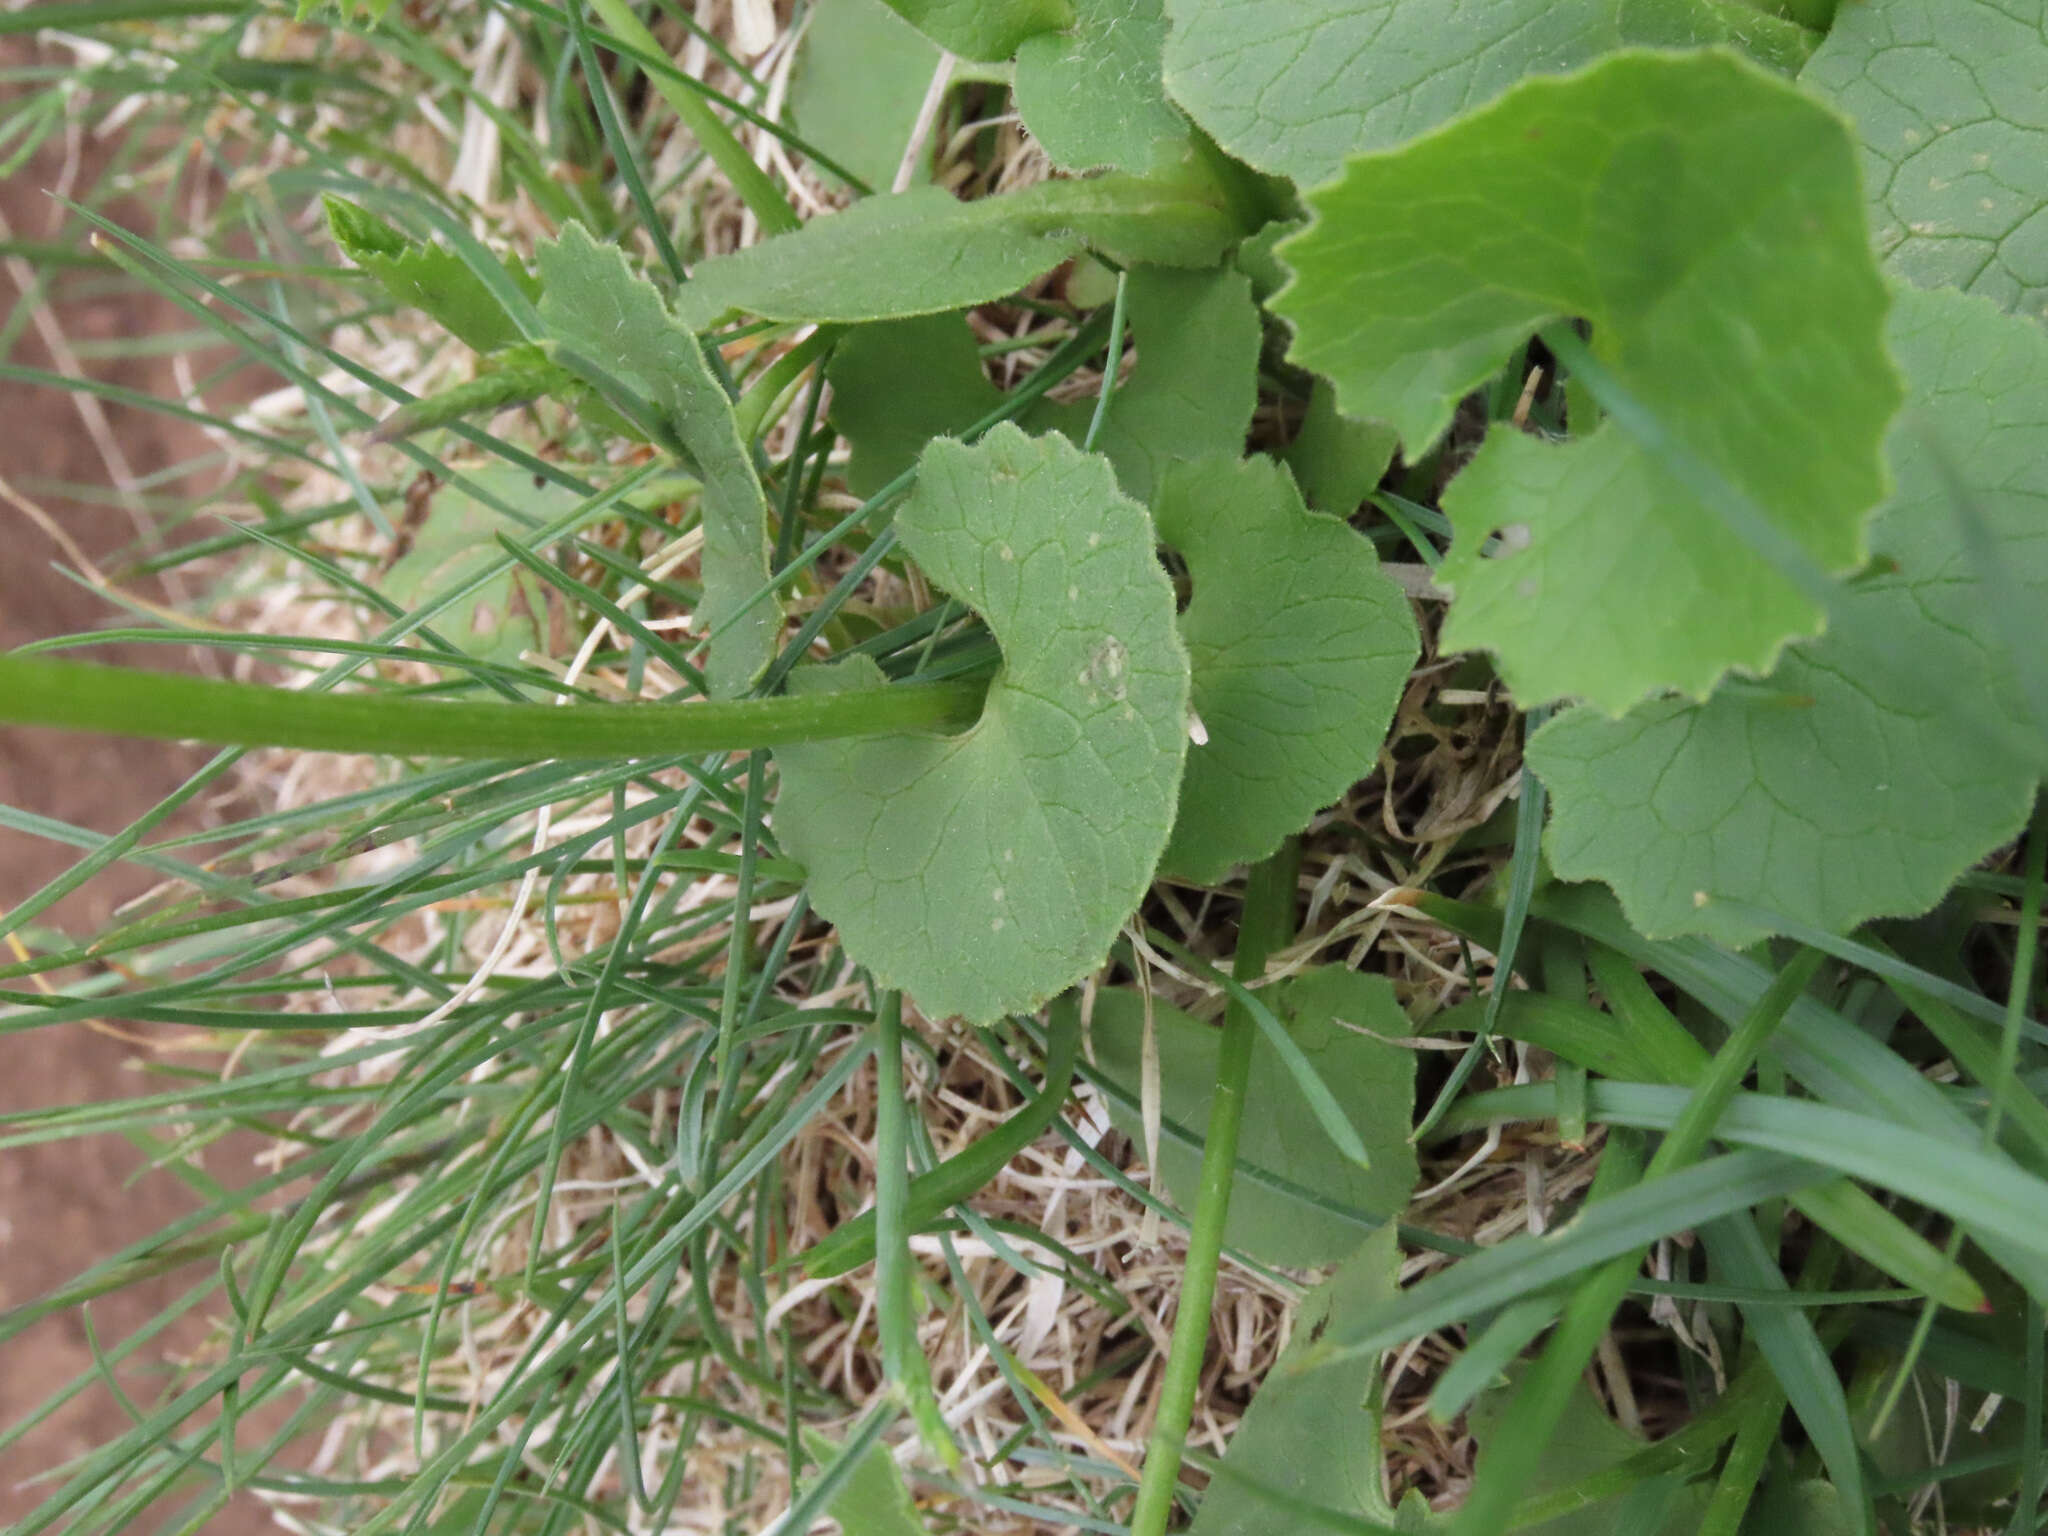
1531, 286, 2048, 944
1282, 377, 1398, 514
1274, 49, 1899, 711
1160, 0, 1813, 190
772, 425, 1188, 1024
1464, 1373, 1711, 1536
1156, 455, 1417, 884
1801, 0, 2048, 320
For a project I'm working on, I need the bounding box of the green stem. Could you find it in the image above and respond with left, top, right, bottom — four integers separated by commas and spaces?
731, 325, 842, 446
1129, 843, 1299, 1536
581, 0, 801, 236
0, 654, 983, 761
0, 0, 239, 29
871, 992, 960, 1470
802, 998, 1081, 1280
1697, 1367, 1786, 1536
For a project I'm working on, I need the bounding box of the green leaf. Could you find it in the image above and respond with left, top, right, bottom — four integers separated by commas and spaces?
1274, 49, 1899, 711
798, 1428, 926, 1536
1800, 0, 2048, 322
673, 177, 1242, 328
1088, 969, 1417, 1266
772, 425, 1188, 1025
1188, 1224, 1404, 1535
1849, 1348, 2029, 1521
1155, 456, 1416, 884
789, 0, 943, 191
828, 311, 1000, 498
1071, 266, 1260, 504
365, 345, 565, 444
535, 223, 779, 698
1530, 286, 2048, 944
323, 194, 529, 355
382, 464, 561, 665
1015, 0, 1191, 173
1282, 378, 1398, 514
1466, 1374, 1709, 1536
877, 0, 1072, 60
1741, 1480, 1852, 1536
829, 264, 1260, 502
1160, 0, 1815, 189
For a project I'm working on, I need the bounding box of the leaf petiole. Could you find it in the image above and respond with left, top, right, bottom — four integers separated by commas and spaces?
0, 653, 985, 761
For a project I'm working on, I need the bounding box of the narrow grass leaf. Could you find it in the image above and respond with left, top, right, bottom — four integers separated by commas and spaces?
1292, 1150, 1825, 1373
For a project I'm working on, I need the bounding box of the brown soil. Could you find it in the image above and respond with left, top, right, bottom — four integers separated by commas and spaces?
0, 86, 277, 1534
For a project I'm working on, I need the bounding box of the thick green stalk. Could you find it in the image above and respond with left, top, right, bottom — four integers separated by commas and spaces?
0, 654, 983, 761
1129, 843, 1299, 1536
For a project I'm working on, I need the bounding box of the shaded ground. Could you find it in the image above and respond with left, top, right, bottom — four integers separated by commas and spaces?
0, 108, 276, 1533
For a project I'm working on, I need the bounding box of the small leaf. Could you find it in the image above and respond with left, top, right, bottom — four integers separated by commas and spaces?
366, 346, 564, 443
1801, 0, 2048, 322
1088, 969, 1418, 1266
1531, 286, 2048, 944
1014, 0, 1191, 173
876, 0, 1072, 60
1282, 378, 1398, 514
1160, 0, 1815, 189
1073, 265, 1260, 504
382, 464, 564, 665
828, 264, 1260, 501
1156, 456, 1416, 885
828, 311, 1000, 497
773, 425, 1188, 1025
1275, 49, 1899, 711
535, 223, 779, 697
324, 194, 529, 355
798, 1428, 926, 1536
674, 177, 1241, 329
1466, 1374, 1710, 1536
1188, 1224, 1403, 1535
789, 0, 944, 191
1742, 1480, 1853, 1536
